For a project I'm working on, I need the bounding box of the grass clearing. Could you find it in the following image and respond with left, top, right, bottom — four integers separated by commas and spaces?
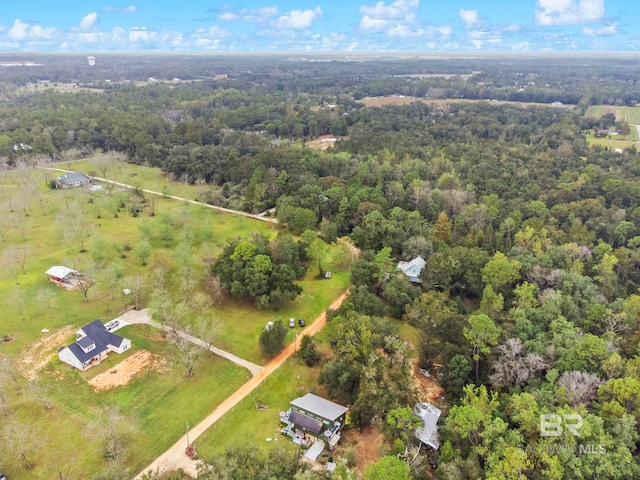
585, 105, 640, 124
195, 356, 324, 459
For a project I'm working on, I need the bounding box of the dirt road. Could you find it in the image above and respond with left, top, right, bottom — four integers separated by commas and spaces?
135, 290, 349, 478
39, 167, 279, 224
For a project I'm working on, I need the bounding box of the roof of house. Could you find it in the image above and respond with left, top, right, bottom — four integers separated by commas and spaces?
397, 256, 426, 274
56, 172, 90, 185
290, 393, 348, 422
45, 266, 78, 278
414, 402, 441, 450
61, 320, 127, 364
289, 410, 323, 434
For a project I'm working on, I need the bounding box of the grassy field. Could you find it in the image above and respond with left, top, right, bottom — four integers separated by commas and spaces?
195, 356, 323, 459
0, 158, 352, 478
585, 105, 640, 124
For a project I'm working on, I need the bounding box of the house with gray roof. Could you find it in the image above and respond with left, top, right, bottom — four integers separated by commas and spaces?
55, 172, 91, 189
397, 256, 426, 283
280, 393, 348, 459
414, 402, 441, 450
58, 320, 131, 371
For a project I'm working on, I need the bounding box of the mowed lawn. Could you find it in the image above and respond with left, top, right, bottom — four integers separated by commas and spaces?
3, 325, 250, 478
195, 356, 325, 460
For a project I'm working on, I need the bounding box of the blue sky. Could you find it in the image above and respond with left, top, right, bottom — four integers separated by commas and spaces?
0, 0, 638, 52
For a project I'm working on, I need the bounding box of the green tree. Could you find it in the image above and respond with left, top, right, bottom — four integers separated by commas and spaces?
481, 251, 521, 294
259, 320, 287, 357
298, 335, 320, 366
364, 455, 410, 480
464, 313, 501, 382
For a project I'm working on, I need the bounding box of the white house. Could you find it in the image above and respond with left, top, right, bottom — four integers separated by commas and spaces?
58, 320, 131, 371
397, 256, 426, 283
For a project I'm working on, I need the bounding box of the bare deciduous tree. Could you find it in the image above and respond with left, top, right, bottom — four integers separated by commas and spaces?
558, 370, 603, 406
490, 338, 549, 388
0, 413, 42, 470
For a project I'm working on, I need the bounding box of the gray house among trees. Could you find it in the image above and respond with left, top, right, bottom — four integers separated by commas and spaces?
280, 393, 348, 458
55, 172, 91, 189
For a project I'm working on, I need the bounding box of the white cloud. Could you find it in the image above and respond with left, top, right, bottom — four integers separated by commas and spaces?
102, 5, 137, 14
347, 41, 359, 51
192, 25, 232, 40
218, 7, 279, 23
583, 22, 618, 36
274, 7, 322, 29
511, 41, 530, 52
535, 0, 605, 26
459, 9, 484, 29
79, 12, 98, 31
8, 19, 56, 41
359, 0, 419, 21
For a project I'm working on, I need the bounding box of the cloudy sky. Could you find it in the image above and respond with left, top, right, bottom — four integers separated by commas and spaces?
0, 0, 638, 52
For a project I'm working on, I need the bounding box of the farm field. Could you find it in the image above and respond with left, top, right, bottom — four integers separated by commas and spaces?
585, 105, 640, 125
360, 95, 575, 109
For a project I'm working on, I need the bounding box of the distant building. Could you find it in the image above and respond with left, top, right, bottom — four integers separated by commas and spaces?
87, 56, 96, 66
414, 402, 442, 450
55, 172, 90, 189
397, 256, 426, 283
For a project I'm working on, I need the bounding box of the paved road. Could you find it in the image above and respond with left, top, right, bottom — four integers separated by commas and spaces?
119, 309, 264, 376
135, 290, 350, 478
39, 167, 279, 223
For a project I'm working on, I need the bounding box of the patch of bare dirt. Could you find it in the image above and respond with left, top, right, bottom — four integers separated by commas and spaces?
88, 349, 166, 392
17, 325, 76, 380
412, 359, 445, 404
343, 426, 384, 472
305, 135, 343, 150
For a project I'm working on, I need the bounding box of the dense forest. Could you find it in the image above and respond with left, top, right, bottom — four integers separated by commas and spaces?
3, 54, 640, 479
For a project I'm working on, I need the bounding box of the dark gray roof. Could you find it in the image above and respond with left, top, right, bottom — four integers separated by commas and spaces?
56, 172, 90, 185
64, 320, 126, 364
290, 393, 348, 422
76, 336, 95, 350
289, 410, 323, 434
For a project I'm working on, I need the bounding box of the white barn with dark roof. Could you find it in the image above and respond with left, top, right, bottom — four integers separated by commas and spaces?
58, 320, 131, 371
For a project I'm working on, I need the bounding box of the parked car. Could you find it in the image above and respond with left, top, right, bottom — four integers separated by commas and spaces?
289, 318, 295, 328
298, 318, 305, 327
0, 472, 8, 480
105, 320, 120, 330
264, 321, 274, 331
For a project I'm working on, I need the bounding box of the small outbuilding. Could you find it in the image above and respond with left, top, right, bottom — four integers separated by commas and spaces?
55, 172, 91, 189
46, 266, 80, 287
57, 320, 131, 371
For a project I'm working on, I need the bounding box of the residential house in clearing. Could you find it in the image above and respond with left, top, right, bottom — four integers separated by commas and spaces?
397, 256, 426, 283
414, 402, 442, 450
54, 172, 91, 189
280, 393, 348, 460
57, 320, 131, 371
45, 266, 80, 287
